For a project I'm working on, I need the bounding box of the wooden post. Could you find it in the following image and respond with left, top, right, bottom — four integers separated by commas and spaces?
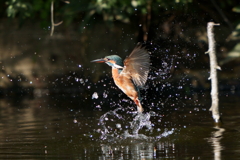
206, 22, 221, 123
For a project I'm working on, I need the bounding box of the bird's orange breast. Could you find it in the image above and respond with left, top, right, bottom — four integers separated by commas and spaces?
112, 68, 138, 100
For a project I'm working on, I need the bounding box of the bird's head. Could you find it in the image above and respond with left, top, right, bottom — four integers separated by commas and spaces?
91, 55, 124, 69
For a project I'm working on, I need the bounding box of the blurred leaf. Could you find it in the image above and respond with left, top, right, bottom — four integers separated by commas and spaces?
220, 43, 240, 65
232, 6, 240, 13
227, 23, 240, 41
6, 0, 32, 18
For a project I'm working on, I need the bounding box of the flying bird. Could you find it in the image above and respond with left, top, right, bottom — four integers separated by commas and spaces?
91, 43, 150, 113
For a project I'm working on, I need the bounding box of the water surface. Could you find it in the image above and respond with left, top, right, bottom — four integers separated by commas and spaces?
0, 93, 239, 159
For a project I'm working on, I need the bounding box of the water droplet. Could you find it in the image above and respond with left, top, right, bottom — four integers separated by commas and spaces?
178, 86, 182, 89
92, 92, 98, 99
103, 92, 108, 98
79, 79, 84, 84
116, 124, 121, 128
96, 105, 101, 108
162, 61, 168, 67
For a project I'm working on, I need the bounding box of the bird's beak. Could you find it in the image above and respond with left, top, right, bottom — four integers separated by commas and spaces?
91, 58, 106, 63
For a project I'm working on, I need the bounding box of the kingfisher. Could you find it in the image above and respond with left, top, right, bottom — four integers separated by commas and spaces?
91, 43, 150, 113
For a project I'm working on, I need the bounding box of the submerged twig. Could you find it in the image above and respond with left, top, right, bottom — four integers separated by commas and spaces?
206, 22, 221, 123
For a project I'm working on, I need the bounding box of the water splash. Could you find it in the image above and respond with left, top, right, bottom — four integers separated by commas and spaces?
97, 108, 174, 141
98, 107, 124, 140
130, 112, 153, 135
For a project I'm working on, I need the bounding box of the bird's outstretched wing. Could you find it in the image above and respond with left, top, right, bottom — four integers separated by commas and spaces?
123, 43, 150, 88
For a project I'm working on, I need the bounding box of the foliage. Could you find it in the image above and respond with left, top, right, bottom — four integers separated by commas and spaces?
4, 0, 240, 41
4, 0, 192, 27
4, 0, 239, 23
6, 0, 32, 18
5, 0, 52, 26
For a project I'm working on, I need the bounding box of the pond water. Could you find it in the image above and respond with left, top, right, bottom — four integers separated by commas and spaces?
0, 92, 239, 159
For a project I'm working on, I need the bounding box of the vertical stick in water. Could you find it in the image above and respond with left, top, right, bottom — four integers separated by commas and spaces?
206, 22, 221, 123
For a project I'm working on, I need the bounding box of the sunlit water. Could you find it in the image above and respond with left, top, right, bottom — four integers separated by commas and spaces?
0, 93, 240, 159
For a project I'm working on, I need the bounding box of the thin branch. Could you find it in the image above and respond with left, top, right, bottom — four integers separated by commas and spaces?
206, 22, 221, 123
50, 1, 64, 36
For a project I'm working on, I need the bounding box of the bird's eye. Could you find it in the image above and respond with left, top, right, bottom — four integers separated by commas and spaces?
105, 58, 110, 61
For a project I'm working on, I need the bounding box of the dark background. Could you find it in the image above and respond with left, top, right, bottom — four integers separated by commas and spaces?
1, 0, 240, 100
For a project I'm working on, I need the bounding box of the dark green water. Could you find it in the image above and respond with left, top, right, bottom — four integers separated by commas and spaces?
0, 92, 239, 159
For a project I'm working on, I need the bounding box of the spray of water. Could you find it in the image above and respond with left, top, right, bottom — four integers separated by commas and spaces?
97, 106, 175, 141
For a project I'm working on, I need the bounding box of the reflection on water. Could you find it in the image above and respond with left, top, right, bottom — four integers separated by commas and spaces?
0, 93, 239, 159
100, 141, 176, 159
208, 126, 225, 160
